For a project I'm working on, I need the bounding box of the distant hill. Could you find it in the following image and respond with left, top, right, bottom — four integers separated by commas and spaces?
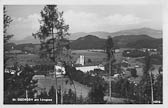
12, 36, 40, 44
110, 27, 162, 39
112, 34, 156, 48
12, 34, 162, 51
12, 27, 162, 44
126, 38, 162, 48
70, 31, 111, 40
69, 27, 162, 40
70, 35, 106, 49
70, 34, 162, 49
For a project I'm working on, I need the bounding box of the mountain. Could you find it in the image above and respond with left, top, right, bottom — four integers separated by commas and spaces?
70, 34, 162, 49
70, 35, 106, 49
12, 34, 162, 51
69, 31, 112, 40
69, 27, 162, 40
112, 34, 156, 48
68, 32, 89, 40
110, 27, 162, 39
12, 36, 40, 44
12, 27, 162, 44
126, 38, 162, 48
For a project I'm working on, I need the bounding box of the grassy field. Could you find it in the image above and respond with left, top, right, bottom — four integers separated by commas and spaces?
7, 48, 133, 67
7, 50, 107, 66
7, 54, 54, 66
34, 76, 91, 98
70, 49, 132, 66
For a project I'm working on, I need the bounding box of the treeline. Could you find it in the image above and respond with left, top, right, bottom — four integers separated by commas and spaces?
65, 65, 107, 87
5, 43, 40, 54
122, 50, 146, 58
70, 35, 162, 50
33, 65, 52, 71
110, 73, 162, 104
126, 39, 162, 49
9, 35, 162, 51
33, 86, 80, 104
65, 65, 107, 104
4, 64, 37, 104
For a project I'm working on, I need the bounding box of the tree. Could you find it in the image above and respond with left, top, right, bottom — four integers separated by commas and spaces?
3, 7, 38, 104
38, 89, 49, 104
63, 89, 76, 104
86, 73, 107, 104
114, 78, 133, 98
87, 58, 92, 63
33, 5, 71, 104
4, 64, 37, 104
130, 68, 138, 77
135, 51, 155, 104
88, 83, 106, 104
48, 86, 56, 104
105, 36, 115, 99
153, 73, 162, 103
105, 36, 114, 59
77, 95, 85, 104
64, 64, 77, 103
33, 5, 70, 64
4, 6, 14, 66
4, 6, 13, 45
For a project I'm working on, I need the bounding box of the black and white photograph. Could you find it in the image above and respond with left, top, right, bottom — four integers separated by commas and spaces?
2, 0, 166, 105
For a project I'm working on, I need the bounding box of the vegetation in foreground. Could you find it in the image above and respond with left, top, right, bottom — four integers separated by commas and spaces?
4, 5, 163, 104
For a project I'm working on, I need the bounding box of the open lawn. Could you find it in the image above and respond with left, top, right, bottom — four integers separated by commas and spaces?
7, 54, 54, 66
34, 76, 91, 98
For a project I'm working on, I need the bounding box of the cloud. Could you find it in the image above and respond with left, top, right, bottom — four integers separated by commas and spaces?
105, 14, 148, 25
63, 10, 100, 32
11, 13, 40, 30
9, 10, 148, 40
9, 13, 40, 40
18, 13, 40, 29
63, 10, 148, 32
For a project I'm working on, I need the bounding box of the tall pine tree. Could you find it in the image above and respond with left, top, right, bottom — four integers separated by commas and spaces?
33, 5, 72, 104
4, 6, 14, 67
33, 5, 70, 64
105, 36, 115, 99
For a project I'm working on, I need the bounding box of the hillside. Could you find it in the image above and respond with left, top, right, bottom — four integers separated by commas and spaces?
112, 34, 156, 48
126, 38, 162, 48
12, 27, 162, 44
69, 27, 162, 40
70, 35, 106, 49
70, 31, 111, 40
70, 34, 162, 49
12, 34, 162, 51
12, 36, 40, 44
110, 27, 162, 39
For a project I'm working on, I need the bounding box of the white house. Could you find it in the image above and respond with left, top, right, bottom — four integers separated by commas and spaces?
55, 65, 66, 77
76, 65, 104, 73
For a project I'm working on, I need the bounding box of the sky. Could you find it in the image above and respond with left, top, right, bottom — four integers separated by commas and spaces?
6, 3, 162, 40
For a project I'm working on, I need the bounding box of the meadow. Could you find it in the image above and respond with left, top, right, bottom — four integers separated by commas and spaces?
7, 50, 107, 66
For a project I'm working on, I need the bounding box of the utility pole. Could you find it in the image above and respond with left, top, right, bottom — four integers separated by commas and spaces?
109, 52, 112, 99
26, 89, 28, 103
61, 66, 63, 104
51, 18, 58, 104
26, 89, 28, 98
109, 49, 114, 102
150, 71, 154, 104
54, 66, 58, 104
